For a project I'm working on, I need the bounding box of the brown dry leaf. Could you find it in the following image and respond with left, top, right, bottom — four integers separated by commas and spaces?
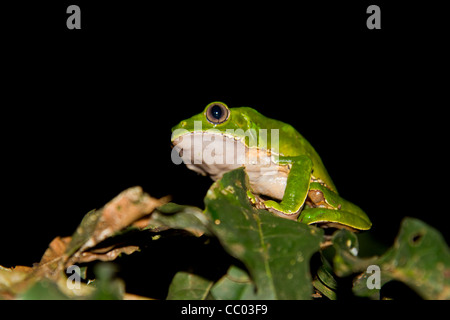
76, 245, 140, 264
37, 187, 167, 279
1, 187, 169, 299
0, 265, 34, 299
0, 237, 72, 298
39, 236, 71, 265
69, 187, 169, 258
34, 236, 72, 279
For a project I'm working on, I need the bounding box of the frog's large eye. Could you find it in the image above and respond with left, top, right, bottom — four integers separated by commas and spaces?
206, 102, 230, 124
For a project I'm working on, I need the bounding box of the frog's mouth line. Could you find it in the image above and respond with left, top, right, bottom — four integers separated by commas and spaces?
172, 131, 281, 156
172, 131, 246, 147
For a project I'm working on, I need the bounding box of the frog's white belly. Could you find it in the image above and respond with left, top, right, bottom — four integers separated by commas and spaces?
172, 132, 288, 200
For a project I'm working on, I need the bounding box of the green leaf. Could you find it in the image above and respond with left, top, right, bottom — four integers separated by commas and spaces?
151, 203, 211, 237
356, 217, 450, 299
65, 209, 102, 257
88, 262, 125, 300
331, 229, 379, 299
332, 229, 378, 278
332, 218, 450, 299
204, 167, 324, 299
211, 265, 259, 300
166, 272, 213, 300
312, 254, 338, 300
19, 280, 70, 300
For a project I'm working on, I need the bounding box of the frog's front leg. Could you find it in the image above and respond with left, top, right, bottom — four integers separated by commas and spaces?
263, 155, 313, 220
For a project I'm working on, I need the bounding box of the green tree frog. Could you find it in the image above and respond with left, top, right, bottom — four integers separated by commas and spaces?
171, 102, 371, 231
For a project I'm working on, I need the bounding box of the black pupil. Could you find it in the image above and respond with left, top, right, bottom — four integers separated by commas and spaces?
211, 105, 222, 120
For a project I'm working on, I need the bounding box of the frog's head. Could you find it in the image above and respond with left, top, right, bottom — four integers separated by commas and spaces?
171, 101, 256, 140
171, 101, 272, 179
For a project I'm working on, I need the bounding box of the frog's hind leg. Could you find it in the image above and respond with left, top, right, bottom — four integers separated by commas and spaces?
298, 207, 372, 231
300, 183, 372, 230
263, 155, 313, 220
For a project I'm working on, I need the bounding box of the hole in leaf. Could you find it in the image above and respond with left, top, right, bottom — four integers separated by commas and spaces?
410, 232, 424, 246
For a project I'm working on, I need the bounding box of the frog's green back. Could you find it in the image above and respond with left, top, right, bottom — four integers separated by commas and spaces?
235, 107, 338, 193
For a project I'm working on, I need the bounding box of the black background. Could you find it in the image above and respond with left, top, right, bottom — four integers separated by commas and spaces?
1, 0, 448, 293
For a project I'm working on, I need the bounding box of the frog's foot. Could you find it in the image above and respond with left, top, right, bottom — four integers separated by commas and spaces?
246, 190, 266, 210
263, 200, 303, 221
247, 191, 302, 220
